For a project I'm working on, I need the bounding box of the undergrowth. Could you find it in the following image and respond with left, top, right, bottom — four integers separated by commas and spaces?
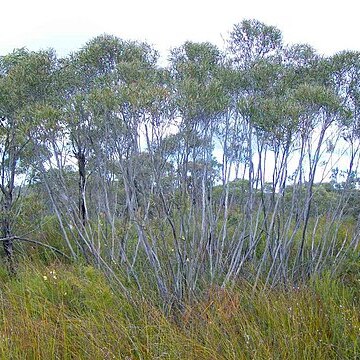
0, 261, 358, 359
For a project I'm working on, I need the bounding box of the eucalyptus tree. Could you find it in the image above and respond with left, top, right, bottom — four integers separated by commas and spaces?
250, 46, 322, 276
0, 48, 58, 269
169, 41, 230, 293
252, 48, 349, 282
31, 37, 172, 297
227, 21, 283, 204
58, 35, 127, 227
41, 35, 141, 264
69, 37, 175, 299
228, 19, 284, 189
218, 20, 285, 285
327, 51, 360, 177
303, 51, 360, 275
116, 42, 174, 300
222, 20, 352, 286
329, 51, 360, 234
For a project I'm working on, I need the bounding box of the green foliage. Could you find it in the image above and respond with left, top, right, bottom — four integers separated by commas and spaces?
229, 19, 283, 66
170, 41, 229, 121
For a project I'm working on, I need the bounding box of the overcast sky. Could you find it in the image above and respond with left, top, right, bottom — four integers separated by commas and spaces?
2, 0, 359, 59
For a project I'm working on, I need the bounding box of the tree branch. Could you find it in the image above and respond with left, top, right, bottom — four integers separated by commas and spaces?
0, 236, 71, 260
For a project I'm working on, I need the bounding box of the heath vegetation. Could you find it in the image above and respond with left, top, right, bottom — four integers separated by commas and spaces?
0, 19, 359, 358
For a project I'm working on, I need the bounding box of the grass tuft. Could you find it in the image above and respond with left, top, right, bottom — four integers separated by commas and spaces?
0, 261, 358, 359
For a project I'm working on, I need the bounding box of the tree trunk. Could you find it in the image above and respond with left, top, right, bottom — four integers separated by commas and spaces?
77, 152, 87, 226
2, 190, 15, 274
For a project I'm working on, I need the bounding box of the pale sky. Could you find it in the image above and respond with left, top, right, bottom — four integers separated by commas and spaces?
2, 0, 359, 60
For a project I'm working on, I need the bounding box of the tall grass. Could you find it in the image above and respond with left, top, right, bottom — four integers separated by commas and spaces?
0, 261, 358, 359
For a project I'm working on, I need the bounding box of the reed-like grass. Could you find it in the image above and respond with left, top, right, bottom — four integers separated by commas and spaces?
0, 261, 358, 359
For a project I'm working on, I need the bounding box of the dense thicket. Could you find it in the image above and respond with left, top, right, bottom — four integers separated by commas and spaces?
0, 19, 359, 306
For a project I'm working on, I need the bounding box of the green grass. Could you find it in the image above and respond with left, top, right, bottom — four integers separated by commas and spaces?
0, 261, 358, 359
